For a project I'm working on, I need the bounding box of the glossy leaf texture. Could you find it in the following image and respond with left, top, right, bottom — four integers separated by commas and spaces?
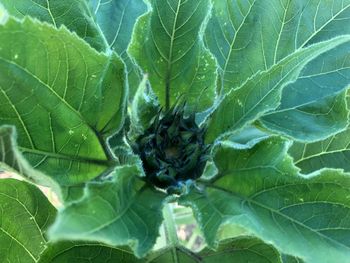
180, 137, 350, 263
0, 17, 126, 186
49, 165, 166, 258
0, 0, 107, 51
205, 35, 350, 143
0, 179, 56, 263
205, 0, 350, 141
289, 127, 350, 174
129, 0, 217, 112
88, 0, 148, 96
39, 236, 282, 263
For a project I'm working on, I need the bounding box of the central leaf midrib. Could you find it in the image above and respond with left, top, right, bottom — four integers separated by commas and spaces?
165, 0, 182, 110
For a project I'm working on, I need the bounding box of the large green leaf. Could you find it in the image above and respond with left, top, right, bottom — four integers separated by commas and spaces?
289, 127, 350, 174
204, 35, 350, 143
129, 0, 217, 112
0, 17, 126, 185
260, 45, 350, 141
88, 0, 148, 96
39, 237, 282, 263
148, 237, 282, 263
49, 165, 166, 258
206, 0, 350, 141
180, 138, 350, 262
206, 0, 350, 92
0, 179, 56, 263
39, 241, 141, 263
0, 0, 107, 51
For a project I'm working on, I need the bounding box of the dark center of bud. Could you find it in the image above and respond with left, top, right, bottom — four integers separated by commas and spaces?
133, 106, 209, 194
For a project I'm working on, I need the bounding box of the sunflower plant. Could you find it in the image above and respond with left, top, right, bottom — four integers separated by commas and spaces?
1, 0, 350, 262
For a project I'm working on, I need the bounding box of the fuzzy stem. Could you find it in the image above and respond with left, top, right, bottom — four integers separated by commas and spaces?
163, 203, 178, 246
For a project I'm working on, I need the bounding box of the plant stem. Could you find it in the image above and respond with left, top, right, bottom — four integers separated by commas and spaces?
163, 203, 178, 246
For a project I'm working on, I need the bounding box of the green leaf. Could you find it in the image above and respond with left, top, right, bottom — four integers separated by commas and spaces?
220, 125, 270, 150
206, 0, 350, 92
259, 45, 350, 141
88, 0, 148, 96
0, 17, 126, 185
198, 237, 282, 263
0, 179, 56, 263
88, 0, 147, 55
0, 0, 107, 51
206, 0, 350, 141
282, 255, 305, 263
130, 74, 160, 136
129, 0, 217, 112
205, 35, 350, 143
289, 127, 350, 174
39, 237, 282, 263
180, 137, 350, 262
148, 236, 282, 263
38, 241, 141, 263
49, 165, 166, 258
0, 125, 61, 194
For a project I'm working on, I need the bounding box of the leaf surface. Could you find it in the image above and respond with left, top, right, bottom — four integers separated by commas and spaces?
180, 138, 350, 262
148, 237, 282, 263
205, 35, 350, 143
289, 127, 350, 174
129, 0, 217, 111
0, 0, 106, 51
0, 179, 56, 263
206, 0, 350, 91
88, 0, 148, 95
49, 165, 166, 258
0, 126, 61, 193
38, 241, 141, 263
0, 17, 126, 185
260, 45, 350, 141
206, 0, 350, 141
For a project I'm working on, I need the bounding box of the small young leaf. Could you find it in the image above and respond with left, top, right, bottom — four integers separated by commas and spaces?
49, 165, 167, 258
130, 74, 160, 136
0, 17, 126, 185
0, 179, 56, 263
180, 138, 350, 262
129, 0, 217, 112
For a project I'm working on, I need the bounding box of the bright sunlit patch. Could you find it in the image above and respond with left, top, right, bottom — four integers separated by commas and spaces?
0, 4, 9, 25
